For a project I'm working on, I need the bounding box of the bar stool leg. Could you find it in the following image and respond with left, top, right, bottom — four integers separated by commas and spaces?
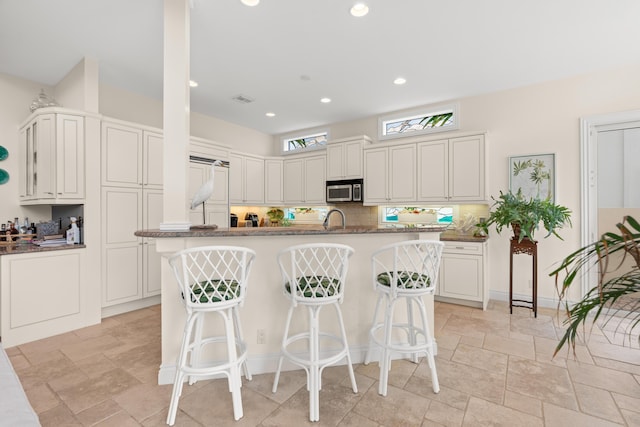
379, 295, 395, 397
309, 305, 320, 422
416, 297, 439, 394
334, 302, 358, 393
272, 305, 295, 393
364, 294, 383, 365
406, 298, 420, 364
167, 312, 197, 426
233, 306, 252, 381
222, 308, 243, 420
188, 313, 204, 385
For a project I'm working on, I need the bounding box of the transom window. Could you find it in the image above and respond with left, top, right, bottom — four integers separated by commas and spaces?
379, 104, 459, 140
282, 131, 329, 154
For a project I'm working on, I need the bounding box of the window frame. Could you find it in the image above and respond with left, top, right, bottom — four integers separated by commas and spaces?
280, 128, 330, 155
378, 104, 459, 141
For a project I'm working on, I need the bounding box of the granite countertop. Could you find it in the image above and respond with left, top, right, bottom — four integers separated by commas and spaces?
135, 224, 450, 238
439, 231, 488, 242
0, 243, 86, 256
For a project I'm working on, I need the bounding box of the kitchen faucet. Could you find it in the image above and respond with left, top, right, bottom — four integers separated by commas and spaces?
323, 208, 346, 230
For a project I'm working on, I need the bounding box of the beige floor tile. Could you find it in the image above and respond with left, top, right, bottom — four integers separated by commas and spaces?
141, 408, 203, 426
442, 314, 509, 339
59, 335, 123, 362
74, 353, 118, 379
463, 396, 542, 426
252, 368, 306, 404
25, 383, 61, 414
534, 335, 594, 365
506, 356, 578, 410
621, 409, 640, 426
435, 332, 462, 351
7, 352, 31, 371
611, 392, 640, 413
352, 383, 431, 426
573, 383, 625, 424
542, 402, 624, 427
18, 331, 83, 359
424, 400, 464, 426
406, 377, 469, 411
586, 338, 640, 365
484, 333, 536, 359
459, 334, 484, 348
38, 403, 82, 426
422, 357, 505, 403
451, 343, 508, 373
336, 411, 381, 426
74, 399, 125, 426
93, 410, 141, 427
113, 382, 173, 422
503, 389, 542, 418
567, 359, 640, 398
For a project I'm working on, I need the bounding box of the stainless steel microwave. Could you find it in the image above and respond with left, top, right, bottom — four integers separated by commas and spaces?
326, 179, 363, 203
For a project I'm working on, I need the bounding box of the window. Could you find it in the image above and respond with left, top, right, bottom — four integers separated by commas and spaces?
378, 104, 459, 140
381, 206, 454, 225
282, 130, 329, 154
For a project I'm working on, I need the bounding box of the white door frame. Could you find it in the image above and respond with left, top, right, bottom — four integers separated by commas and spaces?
580, 108, 640, 295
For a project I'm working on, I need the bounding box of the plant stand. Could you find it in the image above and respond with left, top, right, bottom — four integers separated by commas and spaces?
509, 237, 538, 317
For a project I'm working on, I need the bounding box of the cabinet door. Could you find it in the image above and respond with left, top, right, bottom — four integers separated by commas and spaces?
264, 159, 283, 205
344, 140, 363, 178
143, 131, 163, 189
56, 114, 85, 199
18, 125, 33, 200
143, 189, 163, 297
101, 187, 143, 307
449, 135, 485, 201
304, 155, 326, 204
364, 148, 388, 203
439, 254, 482, 301
326, 144, 344, 180
229, 153, 243, 203
417, 140, 448, 201
244, 156, 264, 204
283, 158, 304, 203
34, 114, 56, 199
101, 122, 143, 187
389, 144, 416, 202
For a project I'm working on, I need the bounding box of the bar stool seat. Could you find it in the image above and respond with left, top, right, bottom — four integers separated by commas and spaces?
272, 243, 358, 422
364, 239, 444, 396
166, 245, 256, 425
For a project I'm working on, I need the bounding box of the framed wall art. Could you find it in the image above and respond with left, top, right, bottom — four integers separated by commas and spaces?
509, 153, 555, 201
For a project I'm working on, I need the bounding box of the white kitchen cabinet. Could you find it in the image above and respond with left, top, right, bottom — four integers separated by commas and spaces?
418, 134, 485, 202
264, 158, 284, 205
0, 248, 96, 348
437, 240, 488, 310
101, 120, 164, 308
283, 154, 326, 205
363, 144, 416, 203
101, 121, 163, 189
19, 111, 85, 204
229, 153, 264, 204
188, 161, 229, 227
326, 135, 369, 180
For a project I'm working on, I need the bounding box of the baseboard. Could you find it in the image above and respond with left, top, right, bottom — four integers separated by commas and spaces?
101, 295, 161, 318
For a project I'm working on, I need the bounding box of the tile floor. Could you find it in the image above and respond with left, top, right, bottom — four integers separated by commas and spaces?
6, 301, 640, 426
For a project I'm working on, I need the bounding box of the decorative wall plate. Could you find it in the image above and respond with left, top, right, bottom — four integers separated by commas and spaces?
0, 168, 8, 185
0, 146, 7, 161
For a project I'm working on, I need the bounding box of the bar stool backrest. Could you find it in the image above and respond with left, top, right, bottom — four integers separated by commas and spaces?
169, 245, 256, 311
371, 240, 444, 298
277, 243, 355, 305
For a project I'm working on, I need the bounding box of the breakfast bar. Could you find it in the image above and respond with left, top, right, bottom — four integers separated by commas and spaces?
135, 225, 446, 385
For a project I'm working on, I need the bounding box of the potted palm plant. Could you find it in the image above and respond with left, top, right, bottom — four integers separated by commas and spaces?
550, 215, 639, 356
477, 189, 572, 242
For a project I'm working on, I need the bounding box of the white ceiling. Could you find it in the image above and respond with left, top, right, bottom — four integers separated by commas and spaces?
1, 0, 640, 135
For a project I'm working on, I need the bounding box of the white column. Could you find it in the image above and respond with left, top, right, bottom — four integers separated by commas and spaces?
162, 0, 190, 228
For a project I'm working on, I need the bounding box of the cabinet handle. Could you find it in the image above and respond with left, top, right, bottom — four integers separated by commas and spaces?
456, 246, 465, 250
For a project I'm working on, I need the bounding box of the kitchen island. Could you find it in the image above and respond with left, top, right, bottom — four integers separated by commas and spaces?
135, 225, 448, 384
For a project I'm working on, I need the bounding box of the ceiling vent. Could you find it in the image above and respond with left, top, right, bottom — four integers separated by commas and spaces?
231, 94, 254, 104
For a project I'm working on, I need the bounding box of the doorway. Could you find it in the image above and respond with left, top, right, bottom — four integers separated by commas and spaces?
580, 109, 640, 296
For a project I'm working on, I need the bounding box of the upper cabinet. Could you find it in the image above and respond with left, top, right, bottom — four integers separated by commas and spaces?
326, 135, 369, 180
364, 144, 416, 204
19, 110, 85, 204
283, 154, 326, 205
101, 121, 163, 189
264, 158, 284, 205
229, 153, 264, 205
418, 134, 486, 202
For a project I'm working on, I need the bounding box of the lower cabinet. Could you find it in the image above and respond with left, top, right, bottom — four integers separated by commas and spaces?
101, 187, 162, 308
0, 249, 98, 347
437, 240, 488, 310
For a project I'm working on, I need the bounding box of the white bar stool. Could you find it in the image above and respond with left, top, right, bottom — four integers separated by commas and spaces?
272, 243, 358, 422
166, 246, 256, 425
364, 239, 444, 396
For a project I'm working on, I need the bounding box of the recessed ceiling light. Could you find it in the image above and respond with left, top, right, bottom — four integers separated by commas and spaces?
189, 80, 198, 87
320, 97, 331, 103
393, 77, 407, 85
265, 112, 276, 117
350, 3, 369, 17
241, 0, 259, 6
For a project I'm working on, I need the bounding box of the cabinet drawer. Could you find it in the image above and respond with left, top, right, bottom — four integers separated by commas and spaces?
442, 241, 484, 255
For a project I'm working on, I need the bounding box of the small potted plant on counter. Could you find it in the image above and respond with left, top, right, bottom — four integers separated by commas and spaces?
266, 208, 284, 226
477, 188, 572, 242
